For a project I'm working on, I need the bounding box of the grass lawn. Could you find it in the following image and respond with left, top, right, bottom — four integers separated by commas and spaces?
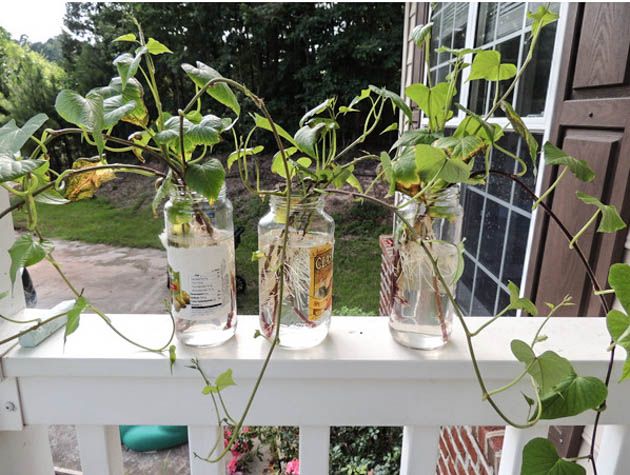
13, 195, 390, 315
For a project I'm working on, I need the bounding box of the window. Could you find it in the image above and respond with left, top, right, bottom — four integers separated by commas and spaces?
423, 3, 562, 316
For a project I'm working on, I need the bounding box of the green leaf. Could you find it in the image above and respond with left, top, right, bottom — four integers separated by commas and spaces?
113, 33, 137, 43
0, 155, 46, 183
169, 345, 176, 373
380, 122, 398, 135
454, 113, 503, 144
538, 373, 607, 420
543, 142, 595, 182
390, 129, 437, 151
215, 368, 236, 391
501, 101, 538, 166
152, 173, 174, 217
64, 296, 88, 343
91, 77, 148, 127
433, 135, 485, 162
8, 234, 53, 289
609, 264, 630, 315
368, 85, 412, 122
440, 157, 472, 183
294, 123, 326, 158
414, 144, 448, 182
409, 22, 432, 46
405, 82, 454, 129
184, 159, 225, 202
338, 106, 359, 114
528, 6, 559, 37
113, 47, 146, 89
300, 98, 334, 127
575, 192, 626, 234
227, 145, 264, 171
468, 50, 517, 81
34, 188, 70, 205
146, 38, 172, 55
181, 62, 240, 115
607, 309, 630, 349
511, 340, 573, 397
253, 113, 297, 146
436, 46, 484, 57
0, 114, 48, 155
521, 438, 586, 475
507, 281, 538, 316
154, 115, 226, 151
348, 87, 371, 109
55, 90, 105, 130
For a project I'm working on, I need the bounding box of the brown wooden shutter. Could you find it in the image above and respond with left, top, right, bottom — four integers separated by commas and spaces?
526, 2, 630, 318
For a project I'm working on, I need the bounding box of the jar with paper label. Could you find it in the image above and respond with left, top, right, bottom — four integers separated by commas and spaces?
164, 185, 236, 347
258, 195, 334, 349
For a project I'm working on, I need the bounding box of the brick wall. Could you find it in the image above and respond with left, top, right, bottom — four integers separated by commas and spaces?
379, 235, 505, 474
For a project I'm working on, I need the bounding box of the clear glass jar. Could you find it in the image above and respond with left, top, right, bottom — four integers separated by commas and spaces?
258, 195, 334, 349
389, 186, 463, 350
164, 185, 236, 347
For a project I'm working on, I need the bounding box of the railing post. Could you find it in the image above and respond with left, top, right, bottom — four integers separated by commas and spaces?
594, 425, 630, 474
400, 425, 440, 474
76, 425, 124, 475
498, 425, 549, 475
299, 425, 330, 475
188, 425, 226, 475
0, 426, 55, 475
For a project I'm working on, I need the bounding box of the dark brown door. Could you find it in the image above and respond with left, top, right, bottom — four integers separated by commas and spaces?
526, 2, 630, 318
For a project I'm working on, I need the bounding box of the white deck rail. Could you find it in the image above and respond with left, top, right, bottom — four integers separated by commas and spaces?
1, 313, 629, 475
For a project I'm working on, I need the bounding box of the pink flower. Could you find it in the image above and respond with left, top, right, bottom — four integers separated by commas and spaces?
242, 426, 250, 433
286, 458, 300, 475
227, 456, 240, 475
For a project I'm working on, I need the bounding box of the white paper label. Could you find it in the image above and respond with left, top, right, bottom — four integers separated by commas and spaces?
167, 245, 228, 320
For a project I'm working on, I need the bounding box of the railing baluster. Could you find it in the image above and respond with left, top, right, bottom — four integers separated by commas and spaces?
188, 425, 226, 475
0, 426, 54, 475
400, 425, 440, 475
76, 425, 124, 475
299, 425, 330, 475
498, 425, 549, 475
594, 425, 630, 474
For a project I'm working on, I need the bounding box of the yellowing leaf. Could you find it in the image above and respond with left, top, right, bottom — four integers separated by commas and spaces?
64, 158, 116, 201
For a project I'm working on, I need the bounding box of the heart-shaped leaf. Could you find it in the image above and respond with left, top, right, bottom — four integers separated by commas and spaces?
181, 62, 240, 115
227, 145, 264, 171
538, 373, 607, 420
409, 22, 433, 46
64, 157, 116, 201
65, 296, 88, 343
91, 77, 148, 127
0, 155, 46, 183
521, 437, 585, 475
154, 115, 227, 152
511, 340, 574, 397
184, 158, 225, 201
299, 98, 334, 127
405, 82, 455, 130
369, 85, 412, 122
8, 234, 53, 289
528, 6, 559, 37
507, 281, 538, 316
543, 142, 595, 182
468, 50, 517, 81
113, 33, 136, 43
146, 38, 172, 55
215, 368, 236, 391
113, 46, 147, 89
609, 264, 630, 315
576, 192, 626, 234
253, 113, 297, 146
433, 135, 485, 162
294, 123, 326, 158
0, 114, 48, 155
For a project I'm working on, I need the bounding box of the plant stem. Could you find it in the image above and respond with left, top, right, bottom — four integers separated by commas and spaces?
569, 211, 600, 249
0, 311, 69, 346
532, 167, 567, 210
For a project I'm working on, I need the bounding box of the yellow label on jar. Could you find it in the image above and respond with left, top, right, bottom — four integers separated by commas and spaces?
309, 243, 333, 321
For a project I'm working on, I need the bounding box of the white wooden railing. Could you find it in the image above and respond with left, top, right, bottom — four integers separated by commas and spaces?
1, 313, 630, 475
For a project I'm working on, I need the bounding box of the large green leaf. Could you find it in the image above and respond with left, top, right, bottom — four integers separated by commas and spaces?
528, 6, 559, 37
414, 144, 447, 183
538, 373, 607, 420
113, 46, 147, 89
606, 309, 630, 381
145, 37, 172, 55
253, 113, 297, 146
154, 115, 227, 151
8, 234, 53, 289
390, 129, 437, 151
379, 151, 396, 196
409, 22, 432, 46
294, 123, 326, 158
433, 135, 485, 162
55, 90, 105, 130
440, 157, 472, 183
468, 50, 517, 81
392, 147, 420, 189
501, 101, 538, 165
405, 82, 455, 129
65, 296, 88, 343
0, 155, 46, 183
227, 145, 264, 171
368, 85, 412, 122
91, 77, 148, 127
181, 62, 240, 116
543, 143, 595, 182
299, 98, 334, 127
184, 158, 225, 201
511, 340, 573, 397
0, 114, 48, 155
454, 114, 503, 144
521, 438, 586, 475
609, 264, 630, 315
575, 192, 626, 234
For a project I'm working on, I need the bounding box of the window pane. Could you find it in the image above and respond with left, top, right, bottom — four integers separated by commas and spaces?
457, 254, 475, 313
462, 189, 484, 255
501, 213, 529, 287
476, 3, 498, 46
513, 134, 542, 210
472, 268, 497, 316
487, 134, 518, 202
496, 2, 525, 39
479, 200, 509, 276
497, 290, 517, 316
453, 4, 469, 49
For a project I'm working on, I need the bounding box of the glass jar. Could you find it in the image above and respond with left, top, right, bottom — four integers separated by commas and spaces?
258, 195, 334, 349
164, 185, 236, 347
389, 186, 463, 350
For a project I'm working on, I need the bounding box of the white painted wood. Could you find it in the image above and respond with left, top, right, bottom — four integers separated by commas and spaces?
0, 187, 25, 319
299, 426, 330, 475
0, 377, 22, 430
76, 425, 124, 475
400, 425, 440, 475
498, 425, 549, 475
188, 425, 225, 475
0, 425, 54, 475
593, 425, 630, 474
